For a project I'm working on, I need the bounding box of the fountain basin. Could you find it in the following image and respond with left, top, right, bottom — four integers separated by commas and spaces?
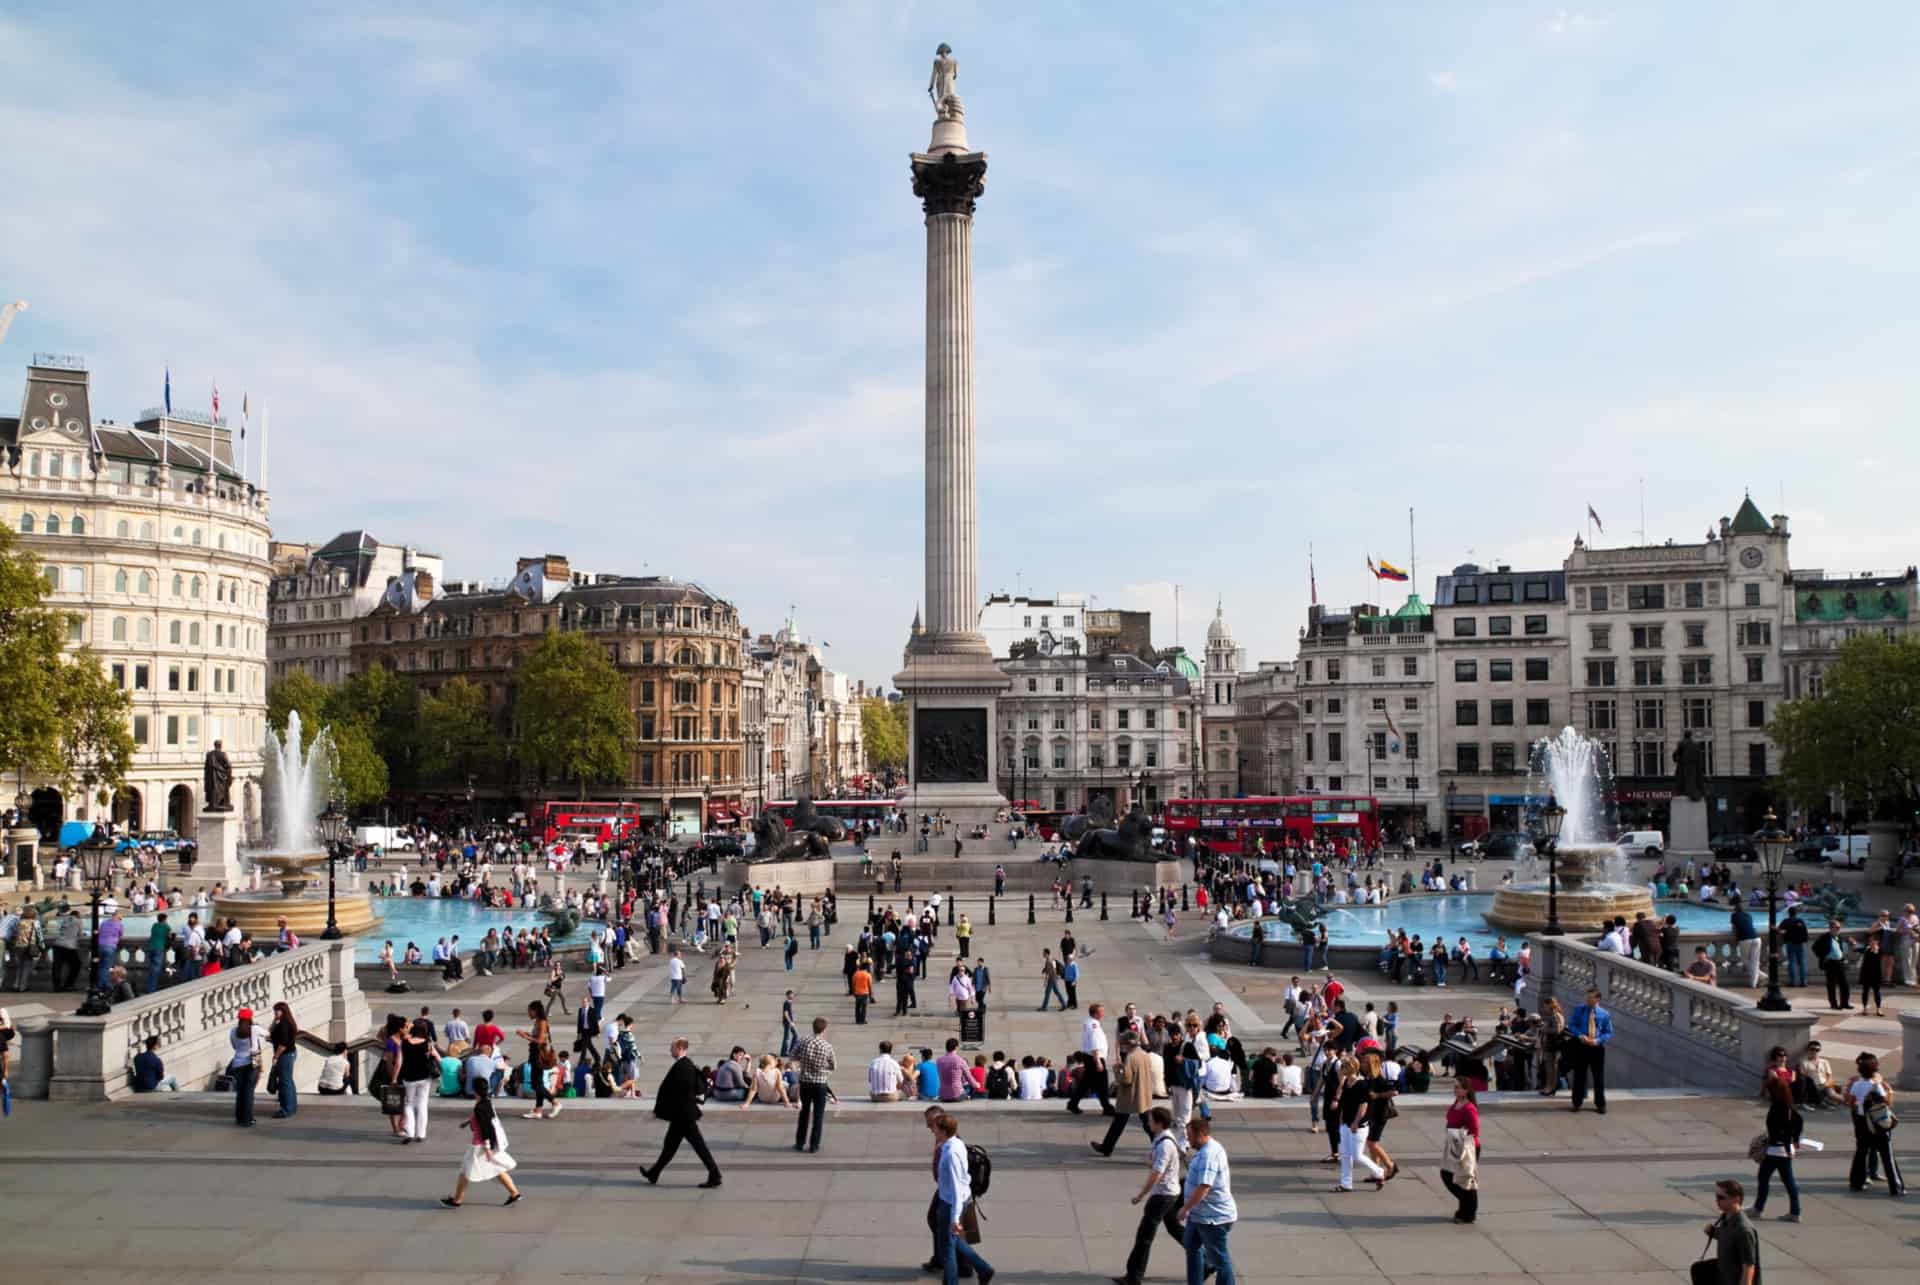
1485, 842, 1655, 932
213, 848, 378, 938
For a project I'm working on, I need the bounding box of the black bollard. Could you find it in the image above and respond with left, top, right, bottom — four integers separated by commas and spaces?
1181, 884, 1190, 912
868, 892, 875, 919
1027, 893, 1036, 925
908, 893, 915, 912
1100, 891, 1109, 921
947, 896, 956, 926
988, 895, 996, 925
1065, 900, 1074, 924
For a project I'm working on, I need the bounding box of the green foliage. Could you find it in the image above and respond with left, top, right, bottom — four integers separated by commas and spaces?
329, 719, 390, 807
417, 676, 502, 784
514, 631, 634, 796
266, 667, 330, 750
861, 696, 908, 771
55, 648, 135, 808
0, 523, 72, 785
325, 662, 419, 790
1772, 634, 1920, 819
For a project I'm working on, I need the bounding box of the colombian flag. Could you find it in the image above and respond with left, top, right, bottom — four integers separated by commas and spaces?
1369, 557, 1410, 582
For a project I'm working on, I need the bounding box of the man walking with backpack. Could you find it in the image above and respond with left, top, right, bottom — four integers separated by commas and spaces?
931, 1111, 995, 1285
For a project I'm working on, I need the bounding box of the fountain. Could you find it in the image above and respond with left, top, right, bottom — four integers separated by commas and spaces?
211, 712, 379, 937
1484, 726, 1656, 934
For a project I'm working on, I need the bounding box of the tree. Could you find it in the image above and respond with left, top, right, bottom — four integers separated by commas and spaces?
326, 662, 419, 790
266, 667, 330, 750
329, 719, 390, 808
0, 523, 72, 788
55, 649, 135, 810
417, 676, 502, 785
861, 696, 908, 772
1772, 634, 1920, 820
514, 631, 634, 798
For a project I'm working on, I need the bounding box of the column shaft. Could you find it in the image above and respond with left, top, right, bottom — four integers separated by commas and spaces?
924, 210, 976, 639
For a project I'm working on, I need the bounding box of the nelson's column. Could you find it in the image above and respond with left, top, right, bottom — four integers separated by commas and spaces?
894, 43, 1010, 827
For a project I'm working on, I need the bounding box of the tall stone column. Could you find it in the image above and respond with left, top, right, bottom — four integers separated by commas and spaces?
894, 61, 1009, 828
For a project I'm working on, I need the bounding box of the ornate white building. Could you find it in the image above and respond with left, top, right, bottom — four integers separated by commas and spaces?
1201, 602, 1247, 797
268, 531, 441, 686
3, 353, 272, 845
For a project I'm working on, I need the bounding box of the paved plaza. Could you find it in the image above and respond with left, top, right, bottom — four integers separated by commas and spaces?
4, 903, 1917, 1283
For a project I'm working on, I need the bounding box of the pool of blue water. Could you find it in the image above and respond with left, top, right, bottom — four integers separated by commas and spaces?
121, 897, 604, 964
1223, 893, 1866, 955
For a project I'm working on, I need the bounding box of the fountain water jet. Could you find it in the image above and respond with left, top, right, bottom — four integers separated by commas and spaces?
1485, 726, 1655, 933
213, 711, 379, 937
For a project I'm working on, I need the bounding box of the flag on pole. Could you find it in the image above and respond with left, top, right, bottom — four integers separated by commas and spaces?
1309, 546, 1318, 605
163, 367, 171, 415
1587, 504, 1604, 534
1384, 708, 1402, 747
240, 392, 249, 480
160, 367, 171, 469
211, 380, 220, 423
1369, 557, 1410, 582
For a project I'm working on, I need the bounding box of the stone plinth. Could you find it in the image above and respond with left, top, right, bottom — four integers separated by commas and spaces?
1900, 1009, 1920, 1091
1670, 796, 1710, 855
722, 856, 837, 898
196, 810, 246, 889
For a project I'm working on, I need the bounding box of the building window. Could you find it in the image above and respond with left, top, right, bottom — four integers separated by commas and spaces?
1328, 776, 1342, 791
1456, 744, 1480, 773
1490, 700, 1514, 726
1685, 623, 1706, 648
1627, 584, 1665, 610
1371, 697, 1386, 711
1117, 710, 1130, 730
1681, 658, 1713, 685
1453, 618, 1477, 637
1634, 698, 1664, 730
1326, 660, 1342, 681
1489, 660, 1513, 683
1371, 731, 1387, 758
1090, 746, 1105, 769
1526, 699, 1550, 725
640, 753, 655, 784
1054, 677, 1065, 692
1404, 696, 1418, 711
1747, 699, 1765, 728
1589, 626, 1611, 651
1491, 743, 1517, 773
1453, 660, 1477, 682
1456, 584, 1480, 604
1026, 678, 1037, 692
166, 715, 180, 746
1489, 581, 1514, 603
1744, 582, 1761, 607
1053, 745, 1067, 769
1326, 731, 1343, 760
1177, 710, 1189, 730
1089, 710, 1102, 731
1525, 657, 1549, 681
1683, 696, 1711, 730
1748, 743, 1767, 776
1406, 731, 1419, 758
1305, 732, 1315, 762
1631, 624, 1664, 649
1402, 656, 1418, 676
1144, 709, 1156, 729
1455, 701, 1479, 726
1326, 697, 1342, 715
1632, 739, 1663, 776
1586, 697, 1616, 730
134, 664, 149, 690
1736, 621, 1772, 647
1590, 586, 1609, 612
1586, 659, 1616, 687
1523, 614, 1547, 635
1489, 616, 1512, 636
1632, 659, 1664, 686
1371, 657, 1386, 678
1745, 655, 1764, 683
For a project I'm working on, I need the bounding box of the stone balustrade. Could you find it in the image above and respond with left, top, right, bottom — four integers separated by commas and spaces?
1527, 933, 1817, 1091
32, 939, 370, 1101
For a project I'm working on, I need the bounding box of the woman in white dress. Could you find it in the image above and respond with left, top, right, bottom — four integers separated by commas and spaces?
442, 1080, 522, 1207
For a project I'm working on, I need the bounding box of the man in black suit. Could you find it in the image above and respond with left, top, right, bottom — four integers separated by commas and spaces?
639, 1037, 721, 1188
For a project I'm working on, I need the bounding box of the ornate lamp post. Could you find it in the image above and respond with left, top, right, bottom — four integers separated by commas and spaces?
1756, 809, 1791, 1011
75, 834, 118, 1015
316, 798, 349, 941
1539, 800, 1566, 937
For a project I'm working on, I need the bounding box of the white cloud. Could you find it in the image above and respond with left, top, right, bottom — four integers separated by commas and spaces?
1429, 70, 1459, 93
1544, 11, 1611, 41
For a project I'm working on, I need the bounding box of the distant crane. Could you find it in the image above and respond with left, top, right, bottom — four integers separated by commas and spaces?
0, 299, 25, 345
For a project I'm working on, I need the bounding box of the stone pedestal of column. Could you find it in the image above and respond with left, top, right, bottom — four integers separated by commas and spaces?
1669, 797, 1709, 855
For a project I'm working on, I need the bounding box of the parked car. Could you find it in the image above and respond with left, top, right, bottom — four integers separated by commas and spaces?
1614, 829, 1666, 859
1461, 830, 1535, 861
1793, 833, 1870, 868
115, 828, 182, 854
1708, 832, 1759, 861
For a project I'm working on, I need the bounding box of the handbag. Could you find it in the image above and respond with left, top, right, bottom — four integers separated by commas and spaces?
266, 1063, 282, 1095
1864, 1091, 1897, 1132
959, 1201, 983, 1246
379, 1083, 405, 1116
1746, 1133, 1769, 1164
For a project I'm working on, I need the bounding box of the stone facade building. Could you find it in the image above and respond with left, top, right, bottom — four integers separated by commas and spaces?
747, 628, 867, 802
1226, 661, 1301, 798
1562, 496, 1790, 837
996, 650, 1201, 815
1201, 604, 1247, 798
979, 592, 1089, 659
1433, 564, 1570, 839
3, 354, 272, 846
351, 555, 748, 834
1782, 567, 1919, 700
267, 530, 441, 686
1295, 597, 1437, 841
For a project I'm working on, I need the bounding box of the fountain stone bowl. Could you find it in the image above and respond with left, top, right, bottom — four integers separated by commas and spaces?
1484, 842, 1655, 934
213, 849, 379, 938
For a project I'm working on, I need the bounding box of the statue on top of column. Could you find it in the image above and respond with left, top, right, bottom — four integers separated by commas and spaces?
928, 43, 963, 120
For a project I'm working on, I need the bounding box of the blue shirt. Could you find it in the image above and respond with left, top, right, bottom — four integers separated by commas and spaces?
917, 1060, 941, 1100
132, 1050, 166, 1091
1185, 1139, 1237, 1224
1568, 1004, 1613, 1046
1730, 910, 1757, 942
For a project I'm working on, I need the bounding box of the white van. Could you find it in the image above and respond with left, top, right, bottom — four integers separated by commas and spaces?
354, 824, 415, 851
1615, 830, 1665, 858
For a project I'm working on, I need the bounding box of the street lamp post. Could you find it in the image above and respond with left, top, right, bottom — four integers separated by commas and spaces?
466, 777, 478, 836
316, 798, 350, 941
1539, 800, 1566, 937
75, 834, 118, 1015
1757, 809, 1791, 1012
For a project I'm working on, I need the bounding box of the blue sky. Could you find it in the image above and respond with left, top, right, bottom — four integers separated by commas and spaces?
5, 4, 1919, 688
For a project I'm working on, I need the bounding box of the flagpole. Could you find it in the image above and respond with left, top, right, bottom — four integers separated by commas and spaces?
261, 402, 269, 493
1408, 506, 1417, 604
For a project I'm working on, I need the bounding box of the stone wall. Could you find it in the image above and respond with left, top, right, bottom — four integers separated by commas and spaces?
32, 939, 371, 1101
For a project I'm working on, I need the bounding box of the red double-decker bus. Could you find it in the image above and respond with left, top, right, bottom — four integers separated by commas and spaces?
539, 801, 645, 846
763, 799, 894, 830
1163, 795, 1380, 856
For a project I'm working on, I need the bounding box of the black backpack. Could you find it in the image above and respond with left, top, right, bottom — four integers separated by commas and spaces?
966, 1143, 992, 1198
